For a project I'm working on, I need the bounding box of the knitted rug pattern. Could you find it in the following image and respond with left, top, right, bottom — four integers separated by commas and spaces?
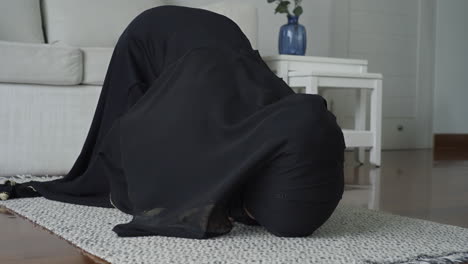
1, 175, 467, 264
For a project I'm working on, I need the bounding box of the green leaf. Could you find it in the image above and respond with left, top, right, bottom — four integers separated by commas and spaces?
275, 1, 291, 14
293, 6, 303, 17
267, 0, 276, 3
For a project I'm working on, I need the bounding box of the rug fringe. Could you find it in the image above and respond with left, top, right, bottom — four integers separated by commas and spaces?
0, 174, 63, 184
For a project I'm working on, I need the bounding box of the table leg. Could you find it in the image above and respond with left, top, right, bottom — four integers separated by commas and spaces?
368, 167, 381, 210
370, 79, 382, 167
354, 89, 367, 164
305, 76, 318, 94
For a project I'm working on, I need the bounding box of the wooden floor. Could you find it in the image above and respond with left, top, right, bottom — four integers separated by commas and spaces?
0, 207, 106, 264
1, 149, 467, 263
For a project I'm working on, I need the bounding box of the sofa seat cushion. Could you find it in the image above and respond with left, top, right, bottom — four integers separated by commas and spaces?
0, 41, 83, 85
42, 0, 164, 47
0, 0, 45, 43
82, 47, 114, 85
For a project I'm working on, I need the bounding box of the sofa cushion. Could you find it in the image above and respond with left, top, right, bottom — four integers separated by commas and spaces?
42, 0, 164, 47
82, 47, 114, 85
0, 41, 83, 85
200, 2, 258, 49
0, 83, 101, 176
0, 0, 45, 43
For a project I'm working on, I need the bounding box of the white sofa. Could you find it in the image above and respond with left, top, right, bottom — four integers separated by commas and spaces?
0, 0, 258, 176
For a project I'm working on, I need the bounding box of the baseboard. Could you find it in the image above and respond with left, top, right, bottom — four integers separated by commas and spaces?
433, 134, 468, 160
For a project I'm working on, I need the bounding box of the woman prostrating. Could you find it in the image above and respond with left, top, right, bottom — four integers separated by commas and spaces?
0, 5, 345, 239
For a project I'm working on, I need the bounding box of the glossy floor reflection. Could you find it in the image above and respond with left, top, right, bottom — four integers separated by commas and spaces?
342, 149, 468, 228
0, 207, 107, 264
1, 150, 467, 263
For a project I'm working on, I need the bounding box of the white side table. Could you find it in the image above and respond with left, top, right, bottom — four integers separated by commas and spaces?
263, 55, 369, 81
263, 55, 382, 167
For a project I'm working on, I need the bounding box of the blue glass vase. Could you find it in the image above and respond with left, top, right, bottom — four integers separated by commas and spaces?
278, 15, 307, 55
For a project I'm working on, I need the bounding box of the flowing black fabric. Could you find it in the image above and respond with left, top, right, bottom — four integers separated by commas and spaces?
1, 6, 345, 239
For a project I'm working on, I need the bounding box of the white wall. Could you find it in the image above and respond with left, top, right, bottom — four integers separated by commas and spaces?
164, 0, 333, 57
433, 0, 468, 134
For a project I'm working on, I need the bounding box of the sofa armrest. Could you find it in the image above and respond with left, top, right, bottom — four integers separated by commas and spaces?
82, 47, 114, 85
0, 41, 83, 85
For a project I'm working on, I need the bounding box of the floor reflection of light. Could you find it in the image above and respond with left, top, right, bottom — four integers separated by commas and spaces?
342, 150, 468, 228
342, 167, 381, 210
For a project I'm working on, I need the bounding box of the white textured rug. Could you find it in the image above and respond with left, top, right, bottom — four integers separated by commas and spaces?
1, 175, 468, 264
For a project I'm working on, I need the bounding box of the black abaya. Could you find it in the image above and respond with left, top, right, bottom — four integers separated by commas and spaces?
1, 6, 345, 239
